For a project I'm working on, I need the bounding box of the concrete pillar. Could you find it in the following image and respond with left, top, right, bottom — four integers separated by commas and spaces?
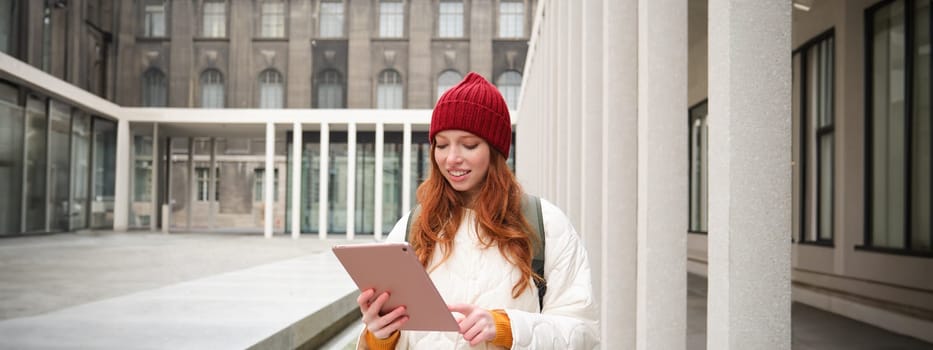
636, 0, 687, 349
707, 1, 791, 349
169, 1, 194, 106
319, 123, 330, 239
113, 119, 131, 232
581, 0, 604, 330
555, 0, 568, 208
408, 0, 433, 108
292, 122, 302, 238
470, 0, 493, 78
287, 0, 313, 108
265, 123, 275, 238
603, 0, 639, 347
348, 0, 372, 108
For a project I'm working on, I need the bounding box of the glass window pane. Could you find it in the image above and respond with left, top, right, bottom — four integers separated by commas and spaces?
201, 70, 224, 108
261, 2, 285, 38
870, 1, 906, 249
380, 1, 404, 38
819, 133, 833, 241
143, 69, 167, 107
0, 0, 13, 54
377, 70, 403, 109
438, 1, 464, 37
24, 95, 47, 232
317, 70, 344, 108
144, 3, 166, 37
91, 118, 116, 229
0, 82, 23, 234
496, 71, 522, 109
260, 70, 284, 109
913, 0, 931, 251
203, 1, 226, 37
320, 1, 344, 38
70, 110, 90, 230
437, 70, 462, 102
499, 1, 524, 38
48, 100, 71, 231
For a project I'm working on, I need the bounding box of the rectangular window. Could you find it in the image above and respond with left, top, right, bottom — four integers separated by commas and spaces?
133, 135, 153, 202
438, 1, 464, 38
196, 167, 219, 201
688, 100, 708, 234
320, 1, 344, 38
254, 168, 278, 202
260, 1, 285, 38
0, 0, 15, 53
794, 31, 835, 245
499, 1, 524, 38
866, 0, 932, 253
380, 1, 404, 38
0, 82, 23, 234
143, 2, 166, 37
202, 1, 226, 38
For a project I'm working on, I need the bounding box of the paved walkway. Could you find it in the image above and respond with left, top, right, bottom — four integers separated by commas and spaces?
0, 231, 367, 349
1, 232, 930, 349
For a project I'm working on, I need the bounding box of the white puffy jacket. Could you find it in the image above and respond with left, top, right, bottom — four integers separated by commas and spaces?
357, 199, 600, 349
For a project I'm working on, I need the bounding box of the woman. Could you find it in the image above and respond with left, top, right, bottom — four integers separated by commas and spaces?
356, 72, 599, 349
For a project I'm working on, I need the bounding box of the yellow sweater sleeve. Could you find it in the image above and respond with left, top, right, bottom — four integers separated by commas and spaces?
490, 309, 513, 348
364, 329, 400, 350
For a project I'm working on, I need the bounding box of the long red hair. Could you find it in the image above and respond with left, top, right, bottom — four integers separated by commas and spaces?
410, 144, 540, 298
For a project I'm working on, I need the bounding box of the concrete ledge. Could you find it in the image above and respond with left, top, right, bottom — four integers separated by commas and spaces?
0, 252, 359, 349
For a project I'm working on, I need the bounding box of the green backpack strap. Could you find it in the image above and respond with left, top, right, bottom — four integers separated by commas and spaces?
522, 194, 546, 311
405, 194, 547, 311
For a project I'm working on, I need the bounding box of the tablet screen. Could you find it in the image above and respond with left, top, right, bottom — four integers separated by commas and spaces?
332, 242, 459, 332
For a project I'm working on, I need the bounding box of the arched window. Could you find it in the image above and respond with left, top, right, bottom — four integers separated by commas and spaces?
496, 70, 522, 109
200, 69, 224, 108
142, 68, 167, 107
316, 69, 344, 108
259, 69, 284, 108
377, 69, 403, 109
437, 70, 462, 102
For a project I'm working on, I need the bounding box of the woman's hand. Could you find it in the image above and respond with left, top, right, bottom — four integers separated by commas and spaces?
448, 304, 496, 346
357, 289, 409, 339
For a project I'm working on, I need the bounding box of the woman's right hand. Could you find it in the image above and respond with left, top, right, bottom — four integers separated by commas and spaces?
357, 288, 410, 339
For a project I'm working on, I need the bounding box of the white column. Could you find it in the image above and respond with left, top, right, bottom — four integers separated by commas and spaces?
319, 123, 330, 239
150, 123, 159, 232
113, 119, 131, 232
346, 122, 357, 240
707, 1, 791, 349
292, 122, 302, 239
636, 0, 687, 349
374, 122, 385, 240
187, 137, 193, 230
264, 122, 275, 238
402, 123, 412, 214
581, 0, 604, 333
603, 0, 639, 348
208, 137, 216, 230
566, 0, 582, 227
556, 0, 569, 208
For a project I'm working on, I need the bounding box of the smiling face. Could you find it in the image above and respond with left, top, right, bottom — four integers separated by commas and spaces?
433, 129, 491, 203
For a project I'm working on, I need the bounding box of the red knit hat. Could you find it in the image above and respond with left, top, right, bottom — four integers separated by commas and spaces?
431, 72, 512, 156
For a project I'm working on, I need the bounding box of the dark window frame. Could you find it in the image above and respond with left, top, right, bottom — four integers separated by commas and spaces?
793, 28, 836, 247
861, 0, 933, 256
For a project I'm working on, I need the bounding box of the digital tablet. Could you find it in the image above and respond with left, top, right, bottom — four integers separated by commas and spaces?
332, 242, 459, 332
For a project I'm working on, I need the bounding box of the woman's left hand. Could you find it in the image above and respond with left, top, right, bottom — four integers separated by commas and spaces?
448, 304, 496, 346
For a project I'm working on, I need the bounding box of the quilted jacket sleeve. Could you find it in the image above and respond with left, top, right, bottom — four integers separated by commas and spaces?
504, 199, 601, 349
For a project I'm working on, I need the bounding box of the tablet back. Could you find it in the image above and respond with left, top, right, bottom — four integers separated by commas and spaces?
332, 242, 459, 332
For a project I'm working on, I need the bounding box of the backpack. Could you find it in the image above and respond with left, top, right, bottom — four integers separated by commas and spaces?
404, 194, 547, 311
